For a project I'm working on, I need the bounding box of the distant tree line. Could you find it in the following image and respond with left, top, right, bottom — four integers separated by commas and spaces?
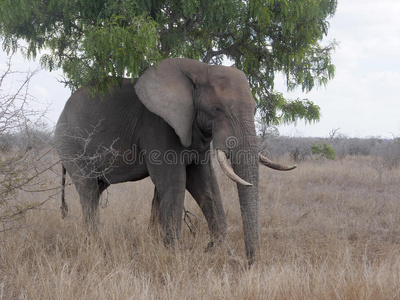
0, 128, 51, 152
259, 133, 400, 168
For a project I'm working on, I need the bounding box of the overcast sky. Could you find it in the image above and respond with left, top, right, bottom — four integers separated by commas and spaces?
278, 0, 400, 138
1, 0, 399, 138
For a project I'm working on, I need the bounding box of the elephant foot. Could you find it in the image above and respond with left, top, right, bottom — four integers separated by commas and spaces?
205, 240, 216, 253
60, 201, 68, 219
204, 236, 225, 253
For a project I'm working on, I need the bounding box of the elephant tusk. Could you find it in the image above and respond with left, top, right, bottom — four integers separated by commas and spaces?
259, 153, 297, 171
216, 149, 252, 186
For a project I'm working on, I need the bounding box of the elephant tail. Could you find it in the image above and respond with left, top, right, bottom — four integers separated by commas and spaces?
60, 164, 68, 219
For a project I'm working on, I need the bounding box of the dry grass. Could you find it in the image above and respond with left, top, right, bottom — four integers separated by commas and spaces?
1, 156, 400, 299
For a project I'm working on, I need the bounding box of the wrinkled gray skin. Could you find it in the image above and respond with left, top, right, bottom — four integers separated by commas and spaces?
55, 58, 283, 264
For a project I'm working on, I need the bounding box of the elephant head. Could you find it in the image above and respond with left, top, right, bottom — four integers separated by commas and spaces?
135, 58, 295, 264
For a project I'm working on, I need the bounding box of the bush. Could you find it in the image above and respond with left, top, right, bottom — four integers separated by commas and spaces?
311, 143, 335, 160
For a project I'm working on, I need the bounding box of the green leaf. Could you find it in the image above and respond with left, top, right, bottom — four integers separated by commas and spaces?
0, 0, 337, 125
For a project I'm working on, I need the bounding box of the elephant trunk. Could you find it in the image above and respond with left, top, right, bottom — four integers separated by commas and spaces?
216, 138, 296, 265
230, 134, 260, 265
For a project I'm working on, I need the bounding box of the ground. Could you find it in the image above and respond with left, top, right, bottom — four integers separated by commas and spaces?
1, 154, 400, 299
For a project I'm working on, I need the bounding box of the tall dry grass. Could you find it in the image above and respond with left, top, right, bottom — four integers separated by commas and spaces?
1, 156, 400, 299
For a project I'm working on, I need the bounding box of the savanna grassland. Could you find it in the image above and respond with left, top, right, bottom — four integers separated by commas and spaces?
1, 155, 400, 299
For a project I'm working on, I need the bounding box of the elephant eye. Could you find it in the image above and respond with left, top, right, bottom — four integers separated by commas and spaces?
214, 106, 223, 115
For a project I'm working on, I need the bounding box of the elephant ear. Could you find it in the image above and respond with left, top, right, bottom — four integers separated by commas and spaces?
134, 58, 207, 147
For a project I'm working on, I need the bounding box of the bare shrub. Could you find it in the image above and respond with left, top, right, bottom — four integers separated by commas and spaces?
330, 133, 350, 159
0, 56, 58, 230
0, 132, 14, 152
259, 135, 314, 162
374, 138, 400, 170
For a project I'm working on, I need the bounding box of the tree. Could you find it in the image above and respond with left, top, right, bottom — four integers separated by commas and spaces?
0, 0, 337, 126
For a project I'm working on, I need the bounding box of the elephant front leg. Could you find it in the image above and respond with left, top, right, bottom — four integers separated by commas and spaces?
186, 160, 227, 251
147, 165, 187, 249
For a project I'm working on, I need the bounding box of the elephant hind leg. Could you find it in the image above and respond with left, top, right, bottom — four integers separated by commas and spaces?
75, 177, 109, 231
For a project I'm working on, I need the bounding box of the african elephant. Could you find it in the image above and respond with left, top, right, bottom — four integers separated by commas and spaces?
55, 58, 296, 264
